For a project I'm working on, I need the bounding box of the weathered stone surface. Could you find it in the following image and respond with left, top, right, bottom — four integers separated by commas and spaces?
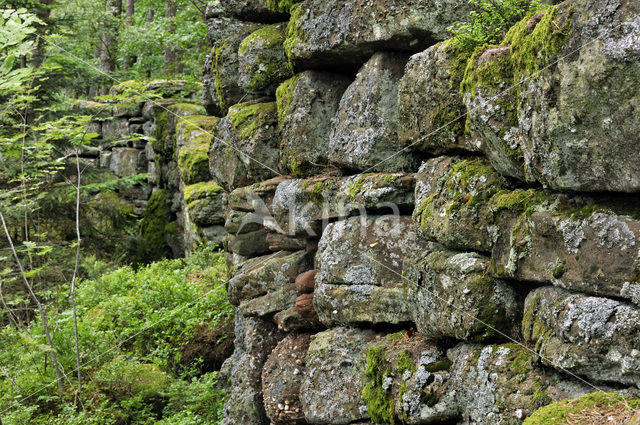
102, 118, 131, 140
228, 175, 288, 212
276, 71, 350, 176
274, 293, 322, 332
301, 327, 373, 424
238, 23, 292, 96
228, 250, 313, 305
413, 156, 510, 253
492, 207, 640, 304
239, 285, 297, 317
142, 98, 179, 120
284, 0, 472, 70
271, 172, 415, 236
221, 311, 284, 425
449, 343, 592, 425
225, 209, 265, 235
176, 116, 219, 184
109, 148, 147, 177
523, 287, 640, 387
205, 0, 224, 19
113, 101, 143, 118
227, 228, 271, 256
328, 52, 416, 172
295, 269, 316, 294
398, 41, 476, 154
404, 250, 520, 342
463, 1, 640, 192
362, 333, 458, 425
209, 100, 281, 192
183, 181, 226, 227
315, 216, 439, 326
262, 333, 311, 424
221, 0, 284, 22
266, 233, 306, 251
143, 79, 201, 99
203, 21, 261, 115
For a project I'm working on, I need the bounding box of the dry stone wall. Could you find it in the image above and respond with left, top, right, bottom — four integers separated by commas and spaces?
201, 0, 640, 423
89, 0, 640, 423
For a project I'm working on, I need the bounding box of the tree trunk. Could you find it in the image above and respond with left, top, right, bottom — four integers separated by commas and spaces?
164, 0, 177, 74
123, 0, 136, 69
99, 0, 122, 86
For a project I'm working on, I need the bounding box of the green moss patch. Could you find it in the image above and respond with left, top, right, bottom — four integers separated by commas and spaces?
228, 100, 277, 140
275, 74, 301, 129
523, 392, 640, 425
362, 345, 396, 425
283, 3, 305, 71
183, 181, 224, 205
265, 0, 300, 13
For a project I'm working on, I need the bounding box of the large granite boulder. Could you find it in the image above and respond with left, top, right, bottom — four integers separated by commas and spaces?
398, 40, 476, 154
283, 0, 471, 70
523, 287, 640, 387
220, 0, 285, 22
238, 23, 292, 96
314, 215, 440, 326
404, 250, 521, 342
463, 0, 640, 192
328, 52, 416, 173
209, 100, 281, 192
276, 71, 351, 176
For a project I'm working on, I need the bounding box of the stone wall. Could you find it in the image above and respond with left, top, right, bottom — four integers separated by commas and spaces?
93, 0, 640, 423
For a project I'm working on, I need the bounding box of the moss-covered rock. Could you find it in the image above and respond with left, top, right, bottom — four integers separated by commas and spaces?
264, 0, 299, 14
523, 286, 640, 387
209, 100, 281, 192
220, 0, 285, 21
182, 181, 226, 227
283, 0, 472, 70
238, 23, 292, 96
227, 250, 312, 306
362, 333, 458, 424
138, 189, 175, 263
314, 216, 440, 327
404, 250, 520, 343
95, 359, 171, 400
449, 343, 593, 425
398, 40, 476, 155
463, 1, 640, 192
300, 327, 373, 423
276, 71, 350, 176
329, 52, 417, 172
271, 172, 415, 236
413, 156, 510, 253
176, 116, 219, 184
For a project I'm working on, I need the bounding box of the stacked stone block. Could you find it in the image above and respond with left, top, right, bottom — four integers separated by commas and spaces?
74, 0, 640, 424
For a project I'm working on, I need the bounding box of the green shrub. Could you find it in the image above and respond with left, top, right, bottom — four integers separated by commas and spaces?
448, 0, 545, 50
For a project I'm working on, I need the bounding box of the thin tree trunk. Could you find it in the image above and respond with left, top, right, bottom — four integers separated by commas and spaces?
70, 150, 83, 401
123, 0, 136, 69
0, 211, 65, 395
164, 0, 177, 74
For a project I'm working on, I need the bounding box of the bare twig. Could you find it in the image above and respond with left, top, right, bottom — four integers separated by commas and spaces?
0, 210, 65, 395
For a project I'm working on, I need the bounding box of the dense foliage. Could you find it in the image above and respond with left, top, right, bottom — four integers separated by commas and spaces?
447, 0, 544, 49
0, 247, 233, 425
